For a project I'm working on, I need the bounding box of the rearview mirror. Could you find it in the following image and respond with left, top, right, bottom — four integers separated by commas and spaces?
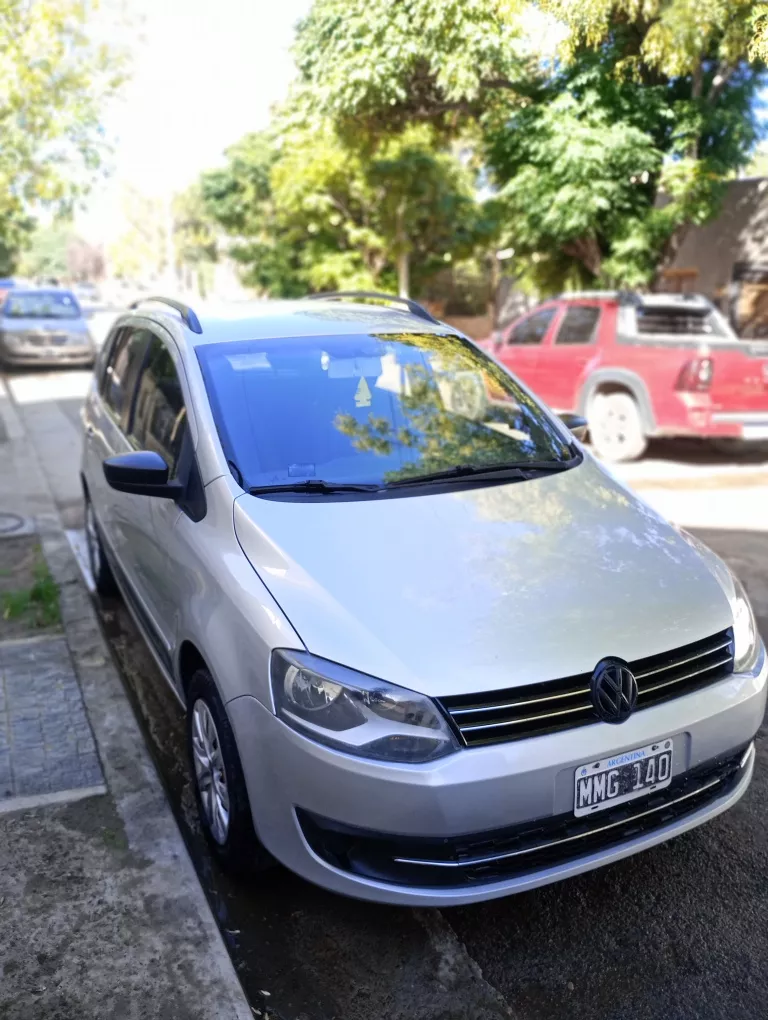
558, 412, 589, 442
103, 451, 183, 499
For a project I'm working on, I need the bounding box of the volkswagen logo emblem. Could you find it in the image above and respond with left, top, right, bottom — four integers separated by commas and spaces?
591, 659, 638, 724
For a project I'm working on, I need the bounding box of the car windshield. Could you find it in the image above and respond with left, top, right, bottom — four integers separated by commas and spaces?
197, 331, 572, 490
2, 291, 81, 320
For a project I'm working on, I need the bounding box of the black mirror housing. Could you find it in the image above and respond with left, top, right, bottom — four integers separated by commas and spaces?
103, 451, 184, 499
558, 412, 589, 442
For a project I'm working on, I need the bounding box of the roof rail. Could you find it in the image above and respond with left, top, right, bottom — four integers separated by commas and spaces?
305, 290, 440, 325
558, 289, 642, 306
129, 295, 203, 334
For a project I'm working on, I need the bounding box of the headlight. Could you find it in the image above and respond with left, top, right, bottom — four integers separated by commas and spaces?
729, 574, 760, 672
270, 650, 458, 763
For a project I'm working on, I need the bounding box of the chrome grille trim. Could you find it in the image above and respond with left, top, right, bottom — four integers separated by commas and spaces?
439, 628, 734, 747
634, 637, 732, 680
640, 655, 734, 696
449, 685, 590, 717
461, 701, 590, 733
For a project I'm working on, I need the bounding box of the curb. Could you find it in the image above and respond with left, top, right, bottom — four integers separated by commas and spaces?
0, 381, 253, 1020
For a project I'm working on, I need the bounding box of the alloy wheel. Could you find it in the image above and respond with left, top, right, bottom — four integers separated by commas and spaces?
191, 699, 230, 844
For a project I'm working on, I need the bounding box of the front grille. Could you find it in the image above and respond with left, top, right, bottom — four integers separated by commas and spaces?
297, 745, 751, 889
438, 629, 734, 747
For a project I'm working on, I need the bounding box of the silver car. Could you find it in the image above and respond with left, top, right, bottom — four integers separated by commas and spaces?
80, 293, 765, 906
0, 287, 96, 368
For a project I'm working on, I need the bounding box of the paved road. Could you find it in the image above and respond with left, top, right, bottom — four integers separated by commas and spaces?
6, 367, 768, 1020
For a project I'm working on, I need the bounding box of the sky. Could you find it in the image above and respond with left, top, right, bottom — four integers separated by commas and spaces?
77, 0, 312, 241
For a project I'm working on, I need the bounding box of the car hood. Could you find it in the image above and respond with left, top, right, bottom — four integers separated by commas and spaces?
233, 458, 733, 698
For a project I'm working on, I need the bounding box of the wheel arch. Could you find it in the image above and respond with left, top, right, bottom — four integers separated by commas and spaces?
578, 369, 656, 434
177, 640, 210, 703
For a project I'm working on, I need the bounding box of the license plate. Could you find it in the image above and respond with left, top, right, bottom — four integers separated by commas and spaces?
574, 740, 673, 817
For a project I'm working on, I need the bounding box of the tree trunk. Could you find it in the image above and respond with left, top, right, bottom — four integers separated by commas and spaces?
396, 251, 410, 298
687, 61, 703, 159
395, 200, 409, 297
652, 222, 691, 290
562, 235, 602, 278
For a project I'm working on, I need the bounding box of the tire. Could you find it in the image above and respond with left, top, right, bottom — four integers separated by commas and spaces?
84, 492, 118, 596
588, 390, 648, 463
186, 667, 273, 875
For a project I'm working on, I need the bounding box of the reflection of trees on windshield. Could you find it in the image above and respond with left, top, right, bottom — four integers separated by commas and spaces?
333, 333, 568, 482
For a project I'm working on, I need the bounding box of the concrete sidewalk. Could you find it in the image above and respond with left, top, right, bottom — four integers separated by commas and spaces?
0, 380, 252, 1019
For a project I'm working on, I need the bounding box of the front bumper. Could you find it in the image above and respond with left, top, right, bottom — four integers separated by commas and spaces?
229, 652, 766, 905
0, 342, 95, 368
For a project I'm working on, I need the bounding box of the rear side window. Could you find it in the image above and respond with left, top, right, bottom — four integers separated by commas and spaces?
130, 337, 187, 475
103, 328, 151, 422
555, 306, 600, 345
507, 307, 556, 345
635, 306, 727, 337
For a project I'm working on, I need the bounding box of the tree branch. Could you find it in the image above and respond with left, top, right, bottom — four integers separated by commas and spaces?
708, 62, 737, 105
562, 235, 602, 276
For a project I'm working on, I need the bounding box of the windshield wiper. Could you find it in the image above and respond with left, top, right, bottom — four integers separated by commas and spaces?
386, 460, 572, 488
249, 480, 382, 495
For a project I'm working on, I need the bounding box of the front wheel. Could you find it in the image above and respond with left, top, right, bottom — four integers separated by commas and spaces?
187, 667, 273, 875
588, 390, 648, 463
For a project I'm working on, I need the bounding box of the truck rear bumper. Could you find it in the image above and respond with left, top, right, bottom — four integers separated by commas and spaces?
710, 412, 768, 440
654, 397, 768, 440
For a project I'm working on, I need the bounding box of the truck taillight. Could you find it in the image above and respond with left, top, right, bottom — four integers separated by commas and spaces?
677, 356, 713, 392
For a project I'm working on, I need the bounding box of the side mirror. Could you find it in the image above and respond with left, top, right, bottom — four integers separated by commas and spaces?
558, 412, 589, 442
103, 451, 184, 499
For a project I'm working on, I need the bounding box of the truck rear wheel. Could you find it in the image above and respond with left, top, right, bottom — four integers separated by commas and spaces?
588, 390, 647, 463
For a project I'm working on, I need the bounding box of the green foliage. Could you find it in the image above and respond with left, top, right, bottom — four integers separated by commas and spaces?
293, 0, 528, 139
0, 0, 129, 272
1, 555, 60, 630
108, 187, 166, 282
202, 132, 306, 296
527, 1, 766, 287
202, 125, 496, 297
291, 0, 765, 293
173, 183, 218, 295
18, 224, 72, 280
18, 222, 104, 281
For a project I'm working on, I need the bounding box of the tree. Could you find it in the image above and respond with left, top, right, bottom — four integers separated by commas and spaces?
0, 0, 128, 273
293, 0, 530, 140
19, 223, 105, 281
108, 186, 166, 282
201, 132, 307, 296
294, 0, 766, 291
173, 183, 218, 296
535, 1, 767, 285
202, 125, 494, 298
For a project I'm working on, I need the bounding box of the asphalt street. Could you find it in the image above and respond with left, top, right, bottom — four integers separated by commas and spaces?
6, 366, 768, 1020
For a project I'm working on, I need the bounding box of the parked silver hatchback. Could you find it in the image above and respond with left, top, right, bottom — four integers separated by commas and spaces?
80, 293, 765, 905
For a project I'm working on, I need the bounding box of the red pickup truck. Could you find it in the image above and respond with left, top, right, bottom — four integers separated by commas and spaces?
484, 292, 768, 461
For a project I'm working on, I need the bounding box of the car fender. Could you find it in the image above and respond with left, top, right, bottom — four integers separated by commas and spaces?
578, 368, 657, 434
